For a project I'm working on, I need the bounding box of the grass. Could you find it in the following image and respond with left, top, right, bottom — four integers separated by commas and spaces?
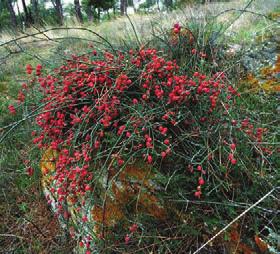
0, 0, 280, 253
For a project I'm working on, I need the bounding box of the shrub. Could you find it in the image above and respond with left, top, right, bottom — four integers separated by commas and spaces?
8, 23, 279, 253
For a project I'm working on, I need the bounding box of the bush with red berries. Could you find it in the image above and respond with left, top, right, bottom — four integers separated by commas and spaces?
8, 23, 278, 253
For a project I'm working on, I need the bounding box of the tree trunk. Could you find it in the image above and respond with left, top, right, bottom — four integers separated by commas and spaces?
51, 0, 63, 25
164, 0, 173, 10
120, 0, 127, 15
74, 0, 83, 24
131, 0, 136, 13
21, 0, 33, 26
6, 0, 17, 27
156, 0, 160, 11
86, 5, 93, 22
97, 8, 100, 22
31, 0, 39, 24
113, 5, 116, 15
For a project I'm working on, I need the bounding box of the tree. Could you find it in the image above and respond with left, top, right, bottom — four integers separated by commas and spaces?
6, 0, 17, 27
120, 0, 127, 15
82, 0, 115, 22
74, 0, 83, 23
164, 0, 173, 10
31, 0, 39, 24
51, 0, 63, 25
21, 0, 33, 26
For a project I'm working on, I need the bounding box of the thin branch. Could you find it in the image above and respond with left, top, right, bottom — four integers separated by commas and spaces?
193, 187, 278, 254
0, 27, 116, 53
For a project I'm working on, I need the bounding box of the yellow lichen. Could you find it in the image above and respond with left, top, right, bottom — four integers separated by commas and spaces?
40, 150, 166, 234
240, 55, 280, 93
40, 148, 58, 187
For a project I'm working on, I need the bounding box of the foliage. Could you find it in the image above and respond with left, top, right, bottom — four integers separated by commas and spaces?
5, 20, 279, 253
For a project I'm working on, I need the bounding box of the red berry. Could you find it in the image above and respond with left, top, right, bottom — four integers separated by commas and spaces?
147, 155, 153, 164
118, 159, 124, 166
161, 151, 166, 158
164, 139, 170, 145
194, 191, 201, 198
8, 105, 16, 115
198, 177, 205, 185
230, 143, 236, 150
26, 167, 34, 176
125, 234, 130, 244
129, 223, 138, 233
231, 158, 237, 165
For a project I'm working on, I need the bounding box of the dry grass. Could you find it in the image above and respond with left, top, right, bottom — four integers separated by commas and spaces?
1, 0, 279, 47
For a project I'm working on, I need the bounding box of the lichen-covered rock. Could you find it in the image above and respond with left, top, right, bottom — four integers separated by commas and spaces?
41, 149, 166, 253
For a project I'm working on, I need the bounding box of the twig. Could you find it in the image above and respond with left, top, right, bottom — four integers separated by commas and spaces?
0, 234, 26, 240
126, 14, 141, 47
0, 27, 116, 53
192, 187, 278, 254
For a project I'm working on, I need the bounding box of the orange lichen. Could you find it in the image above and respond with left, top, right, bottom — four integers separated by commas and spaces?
40, 149, 166, 235
91, 163, 166, 234
254, 235, 268, 253
226, 223, 255, 254
240, 54, 280, 93
268, 11, 280, 19
40, 148, 57, 175
170, 27, 194, 46
91, 199, 125, 232
40, 148, 58, 187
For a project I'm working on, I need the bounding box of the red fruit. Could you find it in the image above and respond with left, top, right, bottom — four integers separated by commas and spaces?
231, 119, 237, 126
129, 223, 138, 233
191, 48, 197, 54
82, 216, 88, 222
174, 23, 180, 29
142, 94, 148, 100
198, 177, 205, 185
197, 165, 202, 171
166, 147, 171, 155
118, 159, 124, 166
26, 64, 33, 74
8, 105, 16, 115
228, 153, 234, 160
26, 167, 34, 176
194, 191, 201, 198
85, 185, 91, 191
36, 64, 42, 70
161, 151, 167, 158
125, 234, 130, 244
161, 127, 168, 135
132, 98, 138, 104
193, 72, 200, 77
79, 241, 84, 247
231, 158, 237, 165
94, 140, 100, 149
147, 155, 153, 164
173, 27, 180, 34
164, 139, 170, 145
230, 143, 236, 150
63, 211, 70, 220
